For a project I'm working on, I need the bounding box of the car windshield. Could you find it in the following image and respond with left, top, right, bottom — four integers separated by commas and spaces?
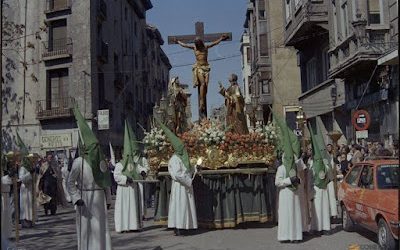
377, 164, 399, 189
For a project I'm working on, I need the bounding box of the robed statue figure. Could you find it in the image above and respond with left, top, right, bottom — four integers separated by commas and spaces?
218, 74, 249, 134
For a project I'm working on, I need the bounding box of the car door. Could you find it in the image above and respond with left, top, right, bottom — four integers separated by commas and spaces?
343, 165, 363, 219
355, 165, 376, 231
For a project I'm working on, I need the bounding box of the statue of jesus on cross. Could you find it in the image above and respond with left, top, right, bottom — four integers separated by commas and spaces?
169, 22, 231, 120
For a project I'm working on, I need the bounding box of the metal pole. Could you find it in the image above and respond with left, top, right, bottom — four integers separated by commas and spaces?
0, 0, 4, 199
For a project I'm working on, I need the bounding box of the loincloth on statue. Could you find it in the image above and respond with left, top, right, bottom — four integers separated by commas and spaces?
192, 64, 210, 87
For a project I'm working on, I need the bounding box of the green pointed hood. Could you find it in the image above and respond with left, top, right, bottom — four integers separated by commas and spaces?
121, 121, 140, 180
155, 118, 191, 170
73, 105, 111, 188
16, 132, 32, 171
308, 123, 329, 189
315, 118, 330, 161
273, 113, 298, 180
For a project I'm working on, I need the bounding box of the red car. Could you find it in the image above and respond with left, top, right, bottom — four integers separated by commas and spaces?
338, 159, 399, 249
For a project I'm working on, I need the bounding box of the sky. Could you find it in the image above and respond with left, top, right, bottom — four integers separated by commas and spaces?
147, 0, 247, 121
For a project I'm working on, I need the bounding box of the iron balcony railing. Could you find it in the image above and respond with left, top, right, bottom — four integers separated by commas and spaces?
36, 97, 75, 120
42, 37, 72, 59
45, 0, 71, 13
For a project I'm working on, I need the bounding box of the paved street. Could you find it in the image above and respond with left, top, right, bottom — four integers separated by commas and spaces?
9, 197, 378, 250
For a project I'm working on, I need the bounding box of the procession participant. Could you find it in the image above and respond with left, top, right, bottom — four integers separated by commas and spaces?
274, 113, 304, 242
37, 153, 60, 215
62, 152, 72, 202
67, 105, 112, 250
114, 121, 148, 232
18, 157, 34, 228
156, 118, 198, 236
1, 165, 14, 239
309, 126, 331, 235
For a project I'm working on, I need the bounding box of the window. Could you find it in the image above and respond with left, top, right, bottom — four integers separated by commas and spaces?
259, 33, 269, 56
332, 2, 339, 43
377, 164, 399, 189
261, 80, 270, 94
358, 165, 374, 189
246, 47, 251, 63
345, 165, 363, 187
340, 2, 349, 38
367, 0, 381, 24
248, 77, 252, 95
49, 19, 67, 51
306, 57, 317, 89
285, 0, 292, 22
47, 68, 68, 109
258, 0, 266, 19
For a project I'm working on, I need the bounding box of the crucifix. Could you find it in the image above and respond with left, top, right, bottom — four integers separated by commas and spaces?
168, 22, 232, 120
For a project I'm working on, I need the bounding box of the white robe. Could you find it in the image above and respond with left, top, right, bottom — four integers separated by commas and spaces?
19, 166, 33, 221
67, 157, 112, 250
113, 160, 146, 232
275, 164, 303, 241
61, 166, 71, 202
310, 165, 331, 232
137, 158, 150, 217
167, 155, 197, 230
328, 158, 338, 217
1, 175, 13, 238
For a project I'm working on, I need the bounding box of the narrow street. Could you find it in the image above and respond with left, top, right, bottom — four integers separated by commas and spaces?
12, 198, 378, 250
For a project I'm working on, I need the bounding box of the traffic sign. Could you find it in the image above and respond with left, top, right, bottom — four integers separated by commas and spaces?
352, 110, 371, 131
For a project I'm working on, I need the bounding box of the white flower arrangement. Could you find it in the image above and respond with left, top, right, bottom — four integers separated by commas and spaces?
143, 126, 167, 150
199, 121, 225, 146
261, 122, 278, 144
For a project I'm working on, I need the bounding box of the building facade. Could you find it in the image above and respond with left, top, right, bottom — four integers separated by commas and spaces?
283, 0, 398, 145
243, 0, 301, 129
1, 0, 170, 157
240, 32, 252, 126
328, 0, 398, 144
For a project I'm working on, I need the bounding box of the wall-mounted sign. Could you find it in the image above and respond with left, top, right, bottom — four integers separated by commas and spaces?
41, 133, 72, 149
352, 110, 371, 131
355, 130, 369, 139
98, 109, 109, 130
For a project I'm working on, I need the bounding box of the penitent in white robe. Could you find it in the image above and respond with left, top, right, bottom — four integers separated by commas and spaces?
19, 166, 33, 221
67, 157, 112, 250
327, 158, 338, 217
61, 166, 71, 203
1, 175, 13, 238
310, 164, 331, 232
113, 159, 148, 232
168, 155, 197, 230
275, 165, 303, 241
137, 158, 150, 218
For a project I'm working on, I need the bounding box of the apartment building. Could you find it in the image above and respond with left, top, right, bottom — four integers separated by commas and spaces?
1, 0, 170, 157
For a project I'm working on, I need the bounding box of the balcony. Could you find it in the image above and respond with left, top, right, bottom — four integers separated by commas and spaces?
45, 0, 71, 13
36, 97, 75, 120
328, 28, 390, 78
42, 37, 72, 60
97, 40, 108, 63
284, 0, 329, 47
97, 0, 107, 21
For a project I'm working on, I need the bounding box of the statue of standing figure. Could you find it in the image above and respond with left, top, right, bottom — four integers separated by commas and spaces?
168, 77, 188, 134
218, 74, 249, 134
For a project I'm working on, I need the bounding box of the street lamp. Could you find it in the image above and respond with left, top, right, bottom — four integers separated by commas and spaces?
246, 95, 261, 128
296, 107, 307, 151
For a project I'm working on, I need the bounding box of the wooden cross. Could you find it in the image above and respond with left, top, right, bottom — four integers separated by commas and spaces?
168, 22, 232, 44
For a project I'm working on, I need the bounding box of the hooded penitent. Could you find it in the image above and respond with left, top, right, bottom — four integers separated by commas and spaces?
308, 124, 329, 189
273, 113, 300, 177
72, 105, 111, 188
155, 118, 191, 170
121, 120, 140, 180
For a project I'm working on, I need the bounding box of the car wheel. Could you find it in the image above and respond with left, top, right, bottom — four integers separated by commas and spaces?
378, 219, 396, 250
342, 205, 354, 231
